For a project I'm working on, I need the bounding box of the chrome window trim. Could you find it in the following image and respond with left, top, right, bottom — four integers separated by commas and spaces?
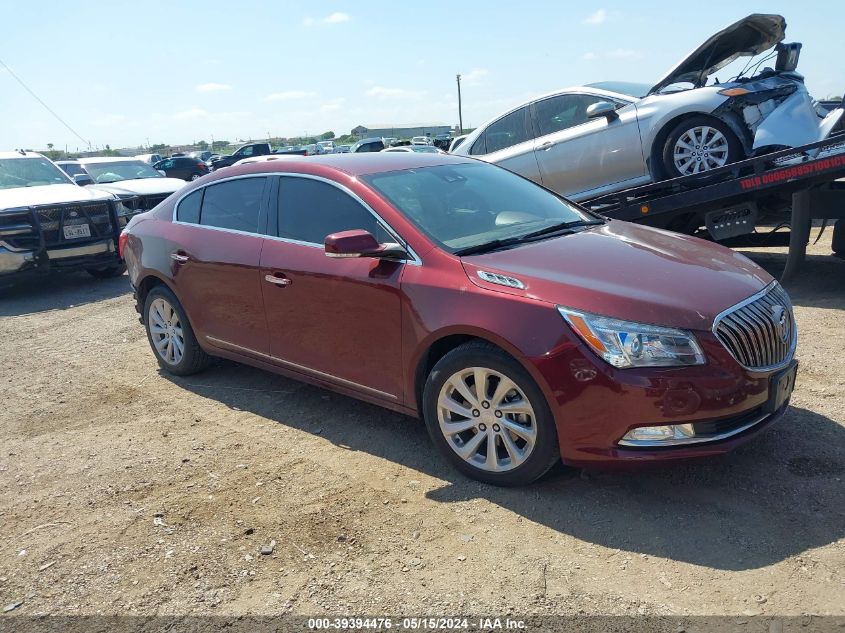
617, 411, 771, 448
171, 171, 421, 266
711, 280, 798, 373
205, 335, 398, 401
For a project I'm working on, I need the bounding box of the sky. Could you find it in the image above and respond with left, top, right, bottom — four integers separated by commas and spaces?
1, 0, 843, 152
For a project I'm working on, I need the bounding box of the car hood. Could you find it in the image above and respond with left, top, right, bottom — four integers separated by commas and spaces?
649, 13, 786, 95
88, 178, 185, 197
460, 221, 772, 331
0, 183, 114, 209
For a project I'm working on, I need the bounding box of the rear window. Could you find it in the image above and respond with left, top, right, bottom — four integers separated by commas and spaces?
470, 106, 531, 155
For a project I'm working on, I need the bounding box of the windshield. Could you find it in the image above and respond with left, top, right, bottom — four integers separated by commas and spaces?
363, 162, 594, 253
81, 160, 162, 183
0, 157, 72, 189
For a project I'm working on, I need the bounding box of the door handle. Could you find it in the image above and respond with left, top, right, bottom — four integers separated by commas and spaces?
264, 273, 291, 287
170, 252, 190, 263
537, 141, 556, 150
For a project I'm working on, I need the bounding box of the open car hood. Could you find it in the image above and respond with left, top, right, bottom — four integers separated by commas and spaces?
648, 14, 786, 95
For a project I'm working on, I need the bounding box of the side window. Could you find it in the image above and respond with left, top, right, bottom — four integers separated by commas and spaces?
240, 146, 254, 157
278, 178, 391, 244
200, 177, 266, 233
471, 107, 531, 155
176, 189, 202, 224
162, 160, 174, 169
533, 94, 611, 137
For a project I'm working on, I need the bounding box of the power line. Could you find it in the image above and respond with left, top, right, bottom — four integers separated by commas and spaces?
0, 57, 91, 149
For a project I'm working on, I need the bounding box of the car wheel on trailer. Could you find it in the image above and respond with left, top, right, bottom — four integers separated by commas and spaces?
422, 341, 560, 486
86, 263, 126, 278
662, 116, 742, 178
143, 285, 211, 376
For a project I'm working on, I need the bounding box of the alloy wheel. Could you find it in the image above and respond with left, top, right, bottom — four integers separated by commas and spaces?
148, 297, 185, 365
673, 126, 729, 175
437, 366, 537, 472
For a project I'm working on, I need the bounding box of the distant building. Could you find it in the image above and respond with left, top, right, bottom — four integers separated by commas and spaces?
351, 124, 452, 139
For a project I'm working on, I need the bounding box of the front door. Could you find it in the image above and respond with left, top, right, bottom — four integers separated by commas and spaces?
530, 94, 647, 200
170, 176, 270, 358
259, 175, 405, 401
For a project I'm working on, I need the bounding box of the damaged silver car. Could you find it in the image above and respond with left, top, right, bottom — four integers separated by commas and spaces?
453, 14, 844, 201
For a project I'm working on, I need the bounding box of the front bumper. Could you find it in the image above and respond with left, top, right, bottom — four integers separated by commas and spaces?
0, 239, 118, 277
533, 332, 796, 467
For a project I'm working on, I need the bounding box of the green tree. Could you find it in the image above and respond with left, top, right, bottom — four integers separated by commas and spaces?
211, 140, 229, 150
196, 140, 209, 150
320, 131, 335, 140
150, 143, 168, 152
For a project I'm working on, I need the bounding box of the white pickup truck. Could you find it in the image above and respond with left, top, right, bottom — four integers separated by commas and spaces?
0, 151, 149, 281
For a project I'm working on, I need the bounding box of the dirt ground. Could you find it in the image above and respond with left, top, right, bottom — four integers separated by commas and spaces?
1, 231, 843, 620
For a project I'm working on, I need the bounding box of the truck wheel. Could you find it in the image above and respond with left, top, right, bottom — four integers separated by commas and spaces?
662, 116, 742, 178
86, 263, 127, 278
143, 285, 211, 375
422, 341, 560, 486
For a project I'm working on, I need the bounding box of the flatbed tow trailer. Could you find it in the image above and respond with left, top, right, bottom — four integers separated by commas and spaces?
583, 135, 845, 282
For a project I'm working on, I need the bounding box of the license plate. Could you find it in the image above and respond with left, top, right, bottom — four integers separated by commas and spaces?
764, 362, 797, 413
63, 224, 91, 239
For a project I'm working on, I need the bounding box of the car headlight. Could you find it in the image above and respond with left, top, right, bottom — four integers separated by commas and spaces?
557, 307, 706, 368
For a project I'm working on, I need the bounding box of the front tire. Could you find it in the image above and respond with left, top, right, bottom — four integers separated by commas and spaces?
661, 116, 742, 178
143, 285, 210, 376
422, 341, 560, 486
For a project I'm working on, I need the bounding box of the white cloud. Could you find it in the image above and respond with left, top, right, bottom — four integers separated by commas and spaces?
606, 48, 644, 60
320, 98, 346, 113
461, 68, 489, 86
366, 86, 427, 99
583, 9, 607, 25
195, 83, 232, 93
303, 12, 350, 26
265, 90, 317, 102
582, 52, 598, 61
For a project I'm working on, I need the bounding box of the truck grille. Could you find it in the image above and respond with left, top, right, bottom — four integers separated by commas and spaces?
140, 194, 169, 211
35, 202, 115, 246
713, 282, 796, 371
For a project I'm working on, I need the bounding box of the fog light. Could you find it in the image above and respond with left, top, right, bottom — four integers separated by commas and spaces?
620, 423, 696, 444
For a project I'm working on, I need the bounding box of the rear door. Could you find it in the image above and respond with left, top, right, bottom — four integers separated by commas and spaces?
468, 105, 542, 184
530, 93, 647, 199
170, 176, 271, 358
259, 175, 405, 402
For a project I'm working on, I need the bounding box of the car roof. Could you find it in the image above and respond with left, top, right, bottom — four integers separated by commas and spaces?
79, 157, 144, 164
218, 152, 474, 179
55, 160, 81, 165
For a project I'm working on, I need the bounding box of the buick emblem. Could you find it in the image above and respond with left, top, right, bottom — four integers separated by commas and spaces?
69, 211, 78, 218
771, 305, 790, 343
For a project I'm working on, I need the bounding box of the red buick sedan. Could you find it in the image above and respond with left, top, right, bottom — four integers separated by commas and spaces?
121, 153, 797, 485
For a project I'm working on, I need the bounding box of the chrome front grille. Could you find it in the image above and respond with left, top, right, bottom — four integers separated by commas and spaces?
713, 282, 796, 371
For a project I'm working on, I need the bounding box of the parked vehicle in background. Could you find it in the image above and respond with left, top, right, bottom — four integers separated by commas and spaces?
351, 137, 386, 153
448, 135, 468, 153
123, 153, 797, 485
334, 145, 351, 154
432, 134, 453, 150
154, 156, 210, 181
55, 160, 90, 181
411, 136, 430, 145
0, 151, 143, 279
453, 14, 844, 202
317, 141, 336, 154
382, 137, 398, 147
209, 143, 274, 170
381, 146, 445, 154
233, 155, 302, 166
136, 153, 164, 165
187, 151, 213, 162
76, 157, 185, 216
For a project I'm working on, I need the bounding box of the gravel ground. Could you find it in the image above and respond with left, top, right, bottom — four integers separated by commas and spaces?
0, 232, 843, 620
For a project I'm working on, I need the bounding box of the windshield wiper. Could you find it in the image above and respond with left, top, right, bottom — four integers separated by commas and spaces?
520, 219, 604, 240
454, 219, 604, 257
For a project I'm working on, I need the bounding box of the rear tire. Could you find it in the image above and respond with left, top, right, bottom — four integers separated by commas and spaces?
661, 116, 742, 179
190, 173, 201, 181
143, 285, 210, 376
86, 263, 126, 278
422, 341, 560, 486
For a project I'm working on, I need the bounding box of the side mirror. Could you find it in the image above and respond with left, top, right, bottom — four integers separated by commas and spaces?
586, 101, 619, 121
72, 173, 94, 186
324, 229, 408, 260
157, 169, 167, 176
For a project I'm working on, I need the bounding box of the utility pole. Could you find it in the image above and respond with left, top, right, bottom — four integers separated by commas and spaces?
456, 74, 463, 136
